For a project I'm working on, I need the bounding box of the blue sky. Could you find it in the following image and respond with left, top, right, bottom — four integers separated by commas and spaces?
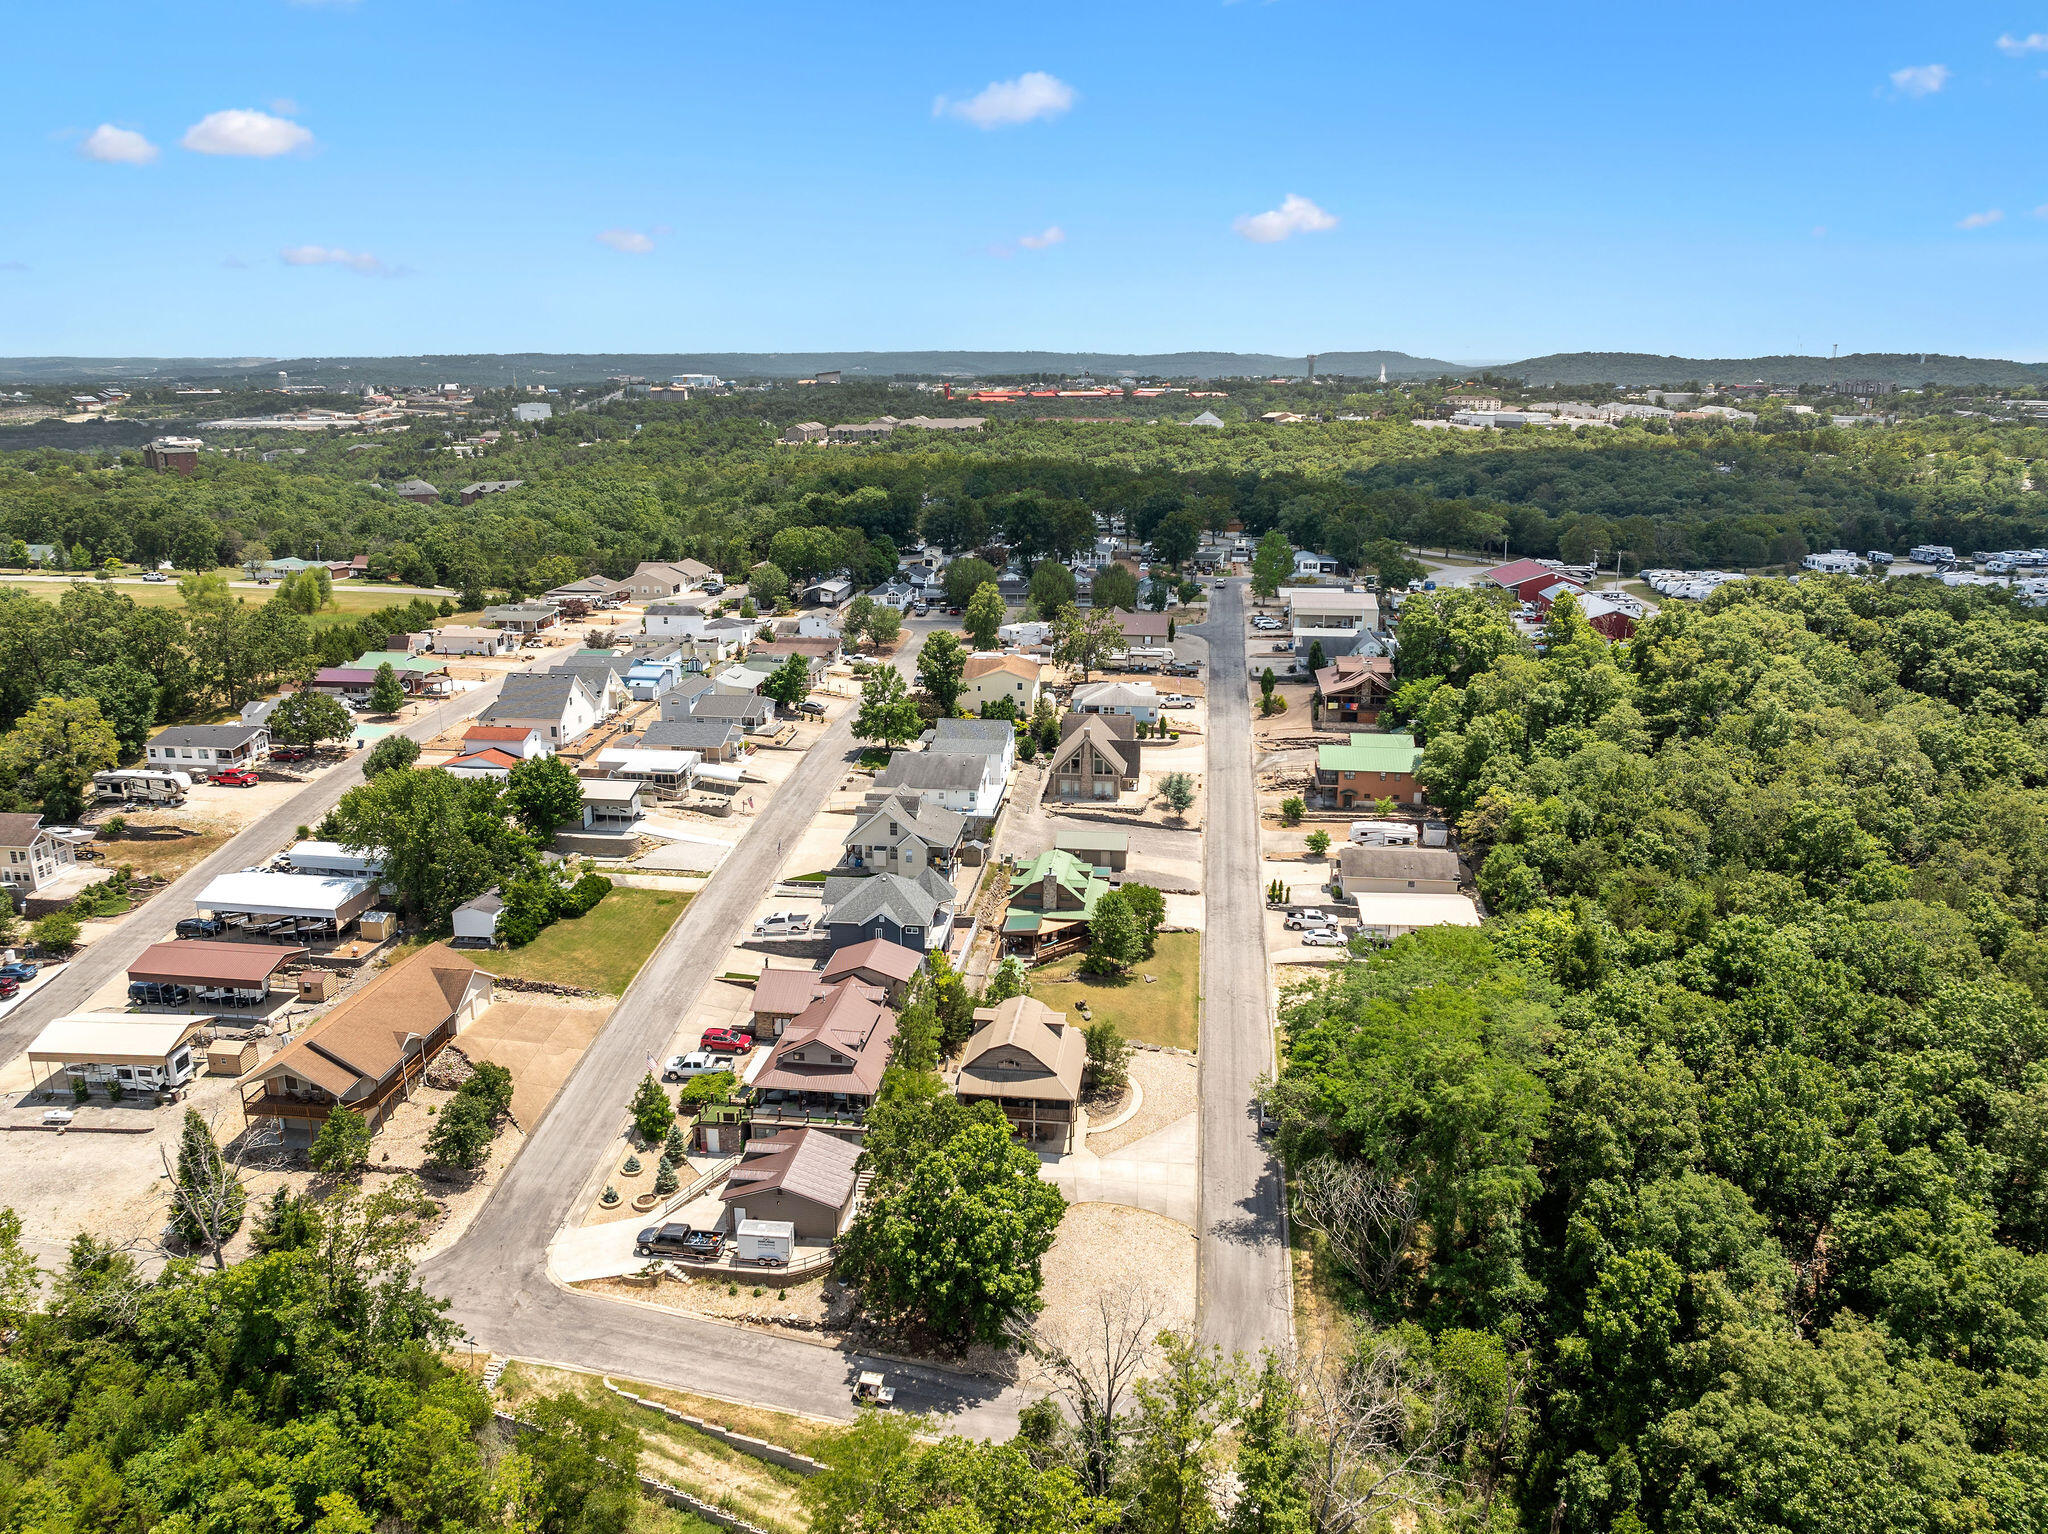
4, 1, 2045, 361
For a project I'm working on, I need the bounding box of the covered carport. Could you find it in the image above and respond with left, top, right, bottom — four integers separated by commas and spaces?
26, 1013, 209, 1097
128, 938, 308, 1008
193, 871, 378, 942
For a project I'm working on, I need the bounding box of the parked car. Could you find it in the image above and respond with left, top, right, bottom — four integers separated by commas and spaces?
1284, 909, 1337, 931
699, 1027, 751, 1055
1300, 930, 1349, 947
211, 768, 259, 787
128, 980, 192, 1006
142, 572, 170, 583
664, 1051, 724, 1080
912, 602, 929, 616
753, 911, 811, 937
0, 978, 18, 1000
176, 916, 227, 939
794, 700, 826, 718
635, 1223, 697, 1258
0, 961, 38, 983
1161, 694, 1195, 709
270, 745, 310, 762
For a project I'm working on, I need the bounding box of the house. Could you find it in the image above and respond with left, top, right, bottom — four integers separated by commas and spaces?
620, 560, 713, 602
477, 672, 604, 745
1575, 591, 1655, 641
1043, 715, 1141, 802
747, 980, 898, 1134
442, 747, 520, 780
392, 478, 441, 504
924, 716, 1018, 782
483, 602, 561, 634
434, 625, 514, 656
999, 619, 1053, 649
1316, 733, 1426, 808
801, 577, 854, 609
712, 662, 770, 697
451, 889, 503, 944
868, 581, 918, 611
237, 943, 495, 1145
753, 635, 842, 668
782, 611, 843, 641
1293, 549, 1342, 578
1110, 611, 1173, 649
962, 653, 1043, 713
750, 968, 845, 1039
819, 868, 955, 953
1002, 848, 1111, 955
552, 652, 637, 712
634, 718, 747, 763
687, 693, 778, 731
1187, 410, 1226, 428
819, 937, 923, 1005
956, 996, 1085, 1150
593, 748, 699, 797
579, 779, 645, 833
1054, 828, 1129, 872
781, 421, 828, 444
146, 723, 269, 771
460, 725, 550, 759
311, 667, 379, 700
1285, 588, 1380, 657
719, 1128, 862, 1237
0, 813, 77, 895
1070, 680, 1160, 725
1313, 654, 1396, 726
1335, 844, 1462, 896
871, 750, 1005, 817
351, 652, 453, 697
1484, 558, 1586, 605
457, 479, 523, 505
843, 792, 966, 876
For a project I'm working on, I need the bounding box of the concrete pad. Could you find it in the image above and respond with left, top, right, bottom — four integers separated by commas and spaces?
1163, 893, 1205, 930
633, 841, 729, 872
1041, 1111, 1199, 1225
458, 999, 612, 1129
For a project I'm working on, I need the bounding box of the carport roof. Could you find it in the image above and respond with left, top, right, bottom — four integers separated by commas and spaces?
129, 939, 306, 987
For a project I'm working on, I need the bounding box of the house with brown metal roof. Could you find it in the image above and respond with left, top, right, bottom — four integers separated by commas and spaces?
819, 938, 922, 1004
718, 1127, 862, 1238
237, 943, 494, 1146
956, 995, 1086, 1150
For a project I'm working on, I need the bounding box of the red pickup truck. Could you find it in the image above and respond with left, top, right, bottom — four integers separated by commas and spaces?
211, 768, 259, 787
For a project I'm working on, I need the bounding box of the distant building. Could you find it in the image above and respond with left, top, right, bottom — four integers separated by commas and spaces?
143, 436, 202, 475
513, 402, 553, 422
458, 479, 523, 505
393, 478, 440, 504
1187, 410, 1226, 428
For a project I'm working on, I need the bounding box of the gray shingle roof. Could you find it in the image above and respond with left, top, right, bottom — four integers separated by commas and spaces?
150, 723, 267, 751
851, 792, 966, 848
480, 672, 592, 724
638, 719, 744, 751
822, 871, 948, 931
689, 693, 772, 723
872, 753, 989, 792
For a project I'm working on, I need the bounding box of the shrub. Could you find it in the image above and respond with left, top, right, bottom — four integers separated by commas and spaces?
663, 1124, 687, 1163
565, 871, 612, 917
1082, 1019, 1132, 1093
309, 1107, 373, 1178
654, 1157, 679, 1197
31, 911, 81, 953
1305, 830, 1332, 857
679, 1070, 737, 1108
1280, 796, 1305, 826
71, 1074, 91, 1104
630, 1073, 673, 1144
424, 1097, 493, 1171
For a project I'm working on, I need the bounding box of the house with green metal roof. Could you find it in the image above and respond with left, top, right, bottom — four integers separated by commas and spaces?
1003, 848, 1114, 954
1315, 732, 1426, 809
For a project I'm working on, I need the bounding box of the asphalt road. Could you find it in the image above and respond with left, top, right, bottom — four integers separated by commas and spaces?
417, 623, 1038, 1434
0, 665, 542, 1065
1192, 579, 1293, 1359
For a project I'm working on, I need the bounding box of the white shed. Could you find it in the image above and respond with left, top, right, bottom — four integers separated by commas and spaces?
452, 889, 503, 945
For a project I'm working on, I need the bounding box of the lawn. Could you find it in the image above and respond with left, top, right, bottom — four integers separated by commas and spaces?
474, 887, 690, 995
1028, 929, 1201, 1051
0, 578, 418, 630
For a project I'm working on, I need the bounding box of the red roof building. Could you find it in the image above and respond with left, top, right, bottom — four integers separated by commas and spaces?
1485, 558, 1587, 605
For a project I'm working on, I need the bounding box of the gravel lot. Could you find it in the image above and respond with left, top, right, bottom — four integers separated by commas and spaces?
1088, 1047, 1199, 1156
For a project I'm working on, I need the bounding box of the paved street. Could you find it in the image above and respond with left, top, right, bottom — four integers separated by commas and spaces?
0, 663, 545, 1065
417, 624, 1035, 1433
1192, 579, 1293, 1358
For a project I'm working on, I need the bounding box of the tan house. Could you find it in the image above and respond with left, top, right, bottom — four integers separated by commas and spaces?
1044, 714, 1141, 802
956, 996, 1086, 1150
1335, 844, 1462, 895
620, 560, 713, 602
962, 653, 1043, 714
718, 1127, 862, 1238
238, 943, 495, 1146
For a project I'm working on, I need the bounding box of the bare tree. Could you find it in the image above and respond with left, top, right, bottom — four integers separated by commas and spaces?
1287, 1328, 1466, 1534
1008, 1280, 1166, 1497
1290, 1158, 1420, 1297
158, 1110, 283, 1270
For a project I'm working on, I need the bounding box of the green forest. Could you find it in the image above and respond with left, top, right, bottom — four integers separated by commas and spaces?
1270, 575, 2048, 1530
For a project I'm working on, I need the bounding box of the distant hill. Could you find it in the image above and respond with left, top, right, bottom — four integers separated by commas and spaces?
0, 349, 1465, 386
4, 348, 2042, 389
1504, 351, 2048, 388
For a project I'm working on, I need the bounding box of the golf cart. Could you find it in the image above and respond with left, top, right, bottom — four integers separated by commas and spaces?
853, 1370, 897, 1408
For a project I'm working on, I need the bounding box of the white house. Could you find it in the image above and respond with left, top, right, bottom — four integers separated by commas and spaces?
871, 750, 1006, 817
434, 626, 514, 657
1293, 550, 1342, 578
478, 673, 603, 746
146, 723, 269, 771
0, 813, 77, 895
1070, 680, 1161, 726
1285, 587, 1381, 657
999, 619, 1053, 648
452, 889, 503, 944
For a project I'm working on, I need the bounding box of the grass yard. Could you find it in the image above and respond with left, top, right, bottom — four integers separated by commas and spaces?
0, 578, 424, 631
474, 886, 690, 995
1028, 929, 1201, 1051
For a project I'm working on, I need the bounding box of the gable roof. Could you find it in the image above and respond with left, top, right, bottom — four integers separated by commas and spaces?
1317, 732, 1423, 775
1048, 715, 1140, 779
1008, 848, 1111, 915
872, 752, 990, 792
962, 653, 1041, 683
688, 693, 773, 722
960, 995, 1085, 1103
481, 672, 595, 725
637, 719, 745, 751
248, 943, 484, 1100
447, 748, 520, 771
753, 984, 897, 1095
821, 871, 949, 931
149, 723, 267, 751
463, 725, 539, 743
0, 811, 52, 847
850, 792, 966, 849
1484, 558, 1561, 590
1072, 680, 1158, 710
821, 937, 923, 987
720, 1127, 861, 1211
1337, 844, 1463, 883
1112, 611, 1172, 640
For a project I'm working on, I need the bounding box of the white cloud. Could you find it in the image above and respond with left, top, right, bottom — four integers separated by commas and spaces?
1233, 193, 1338, 243
935, 71, 1076, 129
280, 244, 388, 275
1958, 208, 2005, 229
79, 124, 159, 165
1890, 63, 1951, 97
1017, 225, 1065, 250
596, 228, 656, 254
182, 109, 313, 157
1997, 32, 2048, 56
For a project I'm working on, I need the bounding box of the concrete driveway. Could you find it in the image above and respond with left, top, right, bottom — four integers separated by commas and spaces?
1043, 1112, 1198, 1225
